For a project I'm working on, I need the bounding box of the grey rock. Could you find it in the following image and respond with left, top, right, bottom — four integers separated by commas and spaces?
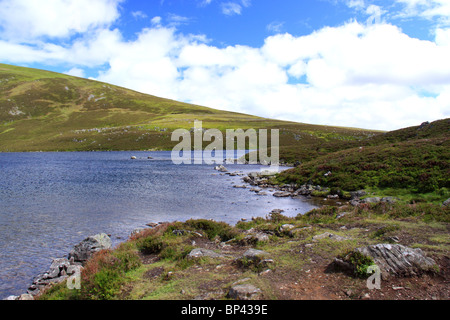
350, 190, 366, 200
243, 229, 270, 243
381, 197, 397, 203
279, 224, 295, 232
228, 284, 261, 300
361, 197, 381, 204
214, 165, 228, 172
242, 249, 268, 262
443, 198, 450, 206
355, 244, 438, 279
68, 233, 112, 264
18, 294, 34, 300
187, 248, 224, 259
272, 191, 291, 197
4, 295, 19, 300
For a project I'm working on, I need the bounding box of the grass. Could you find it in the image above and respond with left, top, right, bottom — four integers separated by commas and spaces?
0, 63, 379, 155
35, 200, 449, 300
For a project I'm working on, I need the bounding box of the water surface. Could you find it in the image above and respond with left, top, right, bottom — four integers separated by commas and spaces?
0, 151, 318, 298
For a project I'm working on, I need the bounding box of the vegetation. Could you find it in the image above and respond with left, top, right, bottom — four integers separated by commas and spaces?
37, 201, 449, 300
0, 63, 377, 153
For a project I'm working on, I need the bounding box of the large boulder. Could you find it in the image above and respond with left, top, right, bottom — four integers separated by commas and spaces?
68, 233, 112, 264
187, 248, 224, 259
337, 244, 438, 279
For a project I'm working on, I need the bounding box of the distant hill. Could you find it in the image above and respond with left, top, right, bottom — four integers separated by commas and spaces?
0, 63, 377, 153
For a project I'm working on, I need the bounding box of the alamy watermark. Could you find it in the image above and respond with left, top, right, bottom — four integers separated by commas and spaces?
170, 121, 280, 174
366, 264, 381, 290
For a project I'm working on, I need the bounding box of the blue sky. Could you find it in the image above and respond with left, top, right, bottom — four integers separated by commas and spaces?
0, 0, 449, 130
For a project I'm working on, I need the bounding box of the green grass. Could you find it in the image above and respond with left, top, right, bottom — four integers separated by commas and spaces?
0, 63, 378, 154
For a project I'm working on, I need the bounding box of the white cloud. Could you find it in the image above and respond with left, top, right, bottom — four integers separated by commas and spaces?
0, 0, 123, 41
394, 0, 450, 25
132, 11, 148, 20
64, 67, 86, 78
267, 21, 285, 34
221, 2, 242, 16
0, 2, 448, 131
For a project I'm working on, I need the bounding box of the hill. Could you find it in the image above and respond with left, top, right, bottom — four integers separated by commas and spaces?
277, 118, 450, 202
0, 63, 377, 153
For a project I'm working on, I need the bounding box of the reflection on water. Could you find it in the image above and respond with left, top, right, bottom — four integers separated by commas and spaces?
0, 151, 318, 298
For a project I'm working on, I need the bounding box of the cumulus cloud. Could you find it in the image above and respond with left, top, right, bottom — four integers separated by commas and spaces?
0, 0, 123, 41
0, 0, 448, 130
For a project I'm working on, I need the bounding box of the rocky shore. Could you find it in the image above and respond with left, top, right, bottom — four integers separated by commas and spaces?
5, 233, 112, 300
5, 165, 449, 301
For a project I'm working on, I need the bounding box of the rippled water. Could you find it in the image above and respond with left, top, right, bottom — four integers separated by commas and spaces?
0, 151, 318, 298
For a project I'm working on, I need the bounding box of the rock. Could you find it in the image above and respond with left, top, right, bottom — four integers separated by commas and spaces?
361, 197, 381, 204
381, 197, 397, 203
47, 258, 70, 279
68, 233, 112, 264
187, 248, 224, 259
18, 294, 34, 300
350, 190, 366, 200
443, 198, 450, 206
233, 185, 247, 188
214, 165, 228, 172
270, 209, 284, 214
355, 244, 438, 279
146, 222, 159, 228
272, 191, 291, 197
312, 232, 349, 242
4, 295, 18, 300
279, 224, 295, 232
228, 284, 261, 300
242, 249, 268, 262
130, 156, 137, 160
243, 229, 270, 243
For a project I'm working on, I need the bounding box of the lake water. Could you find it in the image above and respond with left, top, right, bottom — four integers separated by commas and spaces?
0, 151, 318, 299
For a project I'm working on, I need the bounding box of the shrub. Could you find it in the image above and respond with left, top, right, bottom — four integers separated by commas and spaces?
338, 250, 375, 278
137, 235, 165, 254
184, 219, 238, 241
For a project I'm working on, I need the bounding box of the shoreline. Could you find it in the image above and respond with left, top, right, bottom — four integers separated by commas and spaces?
5, 160, 449, 300
2, 163, 315, 300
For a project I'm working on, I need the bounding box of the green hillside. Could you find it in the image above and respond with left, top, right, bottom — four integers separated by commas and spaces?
0, 63, 377, 153
277, 118, 450, 202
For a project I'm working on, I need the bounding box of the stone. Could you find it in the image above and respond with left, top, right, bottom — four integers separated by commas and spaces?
46, 258, 70, 279
242, 249, 268, 262
243, 229, 270, 243
4, 295, 18, 300
68, 233, 112, 264
214, 165, 228, 172
18, 294, 34, 300
443, 198, 450, 206
228, 284, 261, 300
355, 244, 437, 279
272, 191, 291, 197
361, 197, 381, 204
187, 248, 224, 259
279, 224, 295, 232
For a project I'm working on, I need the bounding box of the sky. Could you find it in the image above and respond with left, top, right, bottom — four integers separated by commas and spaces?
0, 0, 449, 131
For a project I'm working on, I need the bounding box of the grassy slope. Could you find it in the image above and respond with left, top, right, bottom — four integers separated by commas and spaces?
38, 203, 449, 300
277, 118, 450, 202
0, 63, 377, 153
